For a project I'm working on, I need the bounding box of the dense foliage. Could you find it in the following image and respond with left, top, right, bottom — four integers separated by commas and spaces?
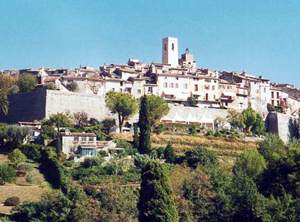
105, 91, 138, 132
46, 113, 73, 132
8, 149, 27, 167
138, 161, 179, 222
227, 108, 265, 135
147, 95, 169, 127
0, 163, 16, 183
17, 74, 37, 93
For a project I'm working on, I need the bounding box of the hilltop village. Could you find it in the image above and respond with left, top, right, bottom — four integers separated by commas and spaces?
1, 37, 300, 120
1, 38, 300, 221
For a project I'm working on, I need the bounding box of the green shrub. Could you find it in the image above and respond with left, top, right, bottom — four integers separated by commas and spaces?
184, 147, 218, 169
26, 171, 43, 185
20, 143, 42, 161
17, 163, 34, 172
153, 124, 165, 134
81, 157, 103, 168
8, 149, 27, 167
213, 130, 222, 137
188, 126, 197, 135
0, 163, 16, 183
164, 143, 176, 163
205, 130, 214, 136
4, 196, 20, 206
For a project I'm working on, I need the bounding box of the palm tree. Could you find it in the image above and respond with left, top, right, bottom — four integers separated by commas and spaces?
0, 90, 9, 115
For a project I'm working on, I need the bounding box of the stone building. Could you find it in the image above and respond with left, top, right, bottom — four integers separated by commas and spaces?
162, 37, 179, 67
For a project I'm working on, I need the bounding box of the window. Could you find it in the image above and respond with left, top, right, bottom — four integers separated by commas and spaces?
164, 43, 167, 51
205, 93, 208, 101
172, 43, 175, 50
137, 89, 141, 94
175, 83, 179, 88
164, 82, 168, 88
81, 137, 87, 142
170, 83, 174, 88
184, 83, 188, 89
74, 136, 79, 142
194, 84, 198, 91
89, 137, 94, 142
271, 92, 274, 98
148, 87, 153, 93
277, 92, 279, 98
212, 85, 215, 90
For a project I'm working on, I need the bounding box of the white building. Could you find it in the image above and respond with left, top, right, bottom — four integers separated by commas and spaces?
58, 132, 122, 162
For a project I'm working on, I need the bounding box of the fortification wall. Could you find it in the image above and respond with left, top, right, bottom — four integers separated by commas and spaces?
45, 90, 112, 120
277, 113, 291, 143
0, 88, 113, 123
0, 87, 46, 123
266, 112, 299, 143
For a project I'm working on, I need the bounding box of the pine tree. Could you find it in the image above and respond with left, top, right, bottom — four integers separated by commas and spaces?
138, 161, 179, 222
138, 95, 151, 154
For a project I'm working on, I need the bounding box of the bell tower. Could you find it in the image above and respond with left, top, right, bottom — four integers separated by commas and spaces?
162, 37, 178, 67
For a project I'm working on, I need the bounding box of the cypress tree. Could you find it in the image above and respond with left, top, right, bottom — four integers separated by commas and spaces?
138, 95, 151, 154
133, 122, 139, 149
138, 161, 179, 222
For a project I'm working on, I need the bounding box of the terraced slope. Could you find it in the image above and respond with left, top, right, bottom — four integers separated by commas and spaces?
113, 133, 259, 168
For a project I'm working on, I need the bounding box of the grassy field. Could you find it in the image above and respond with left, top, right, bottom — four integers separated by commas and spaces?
112, 132, 259, 168
0, 184, 47, 215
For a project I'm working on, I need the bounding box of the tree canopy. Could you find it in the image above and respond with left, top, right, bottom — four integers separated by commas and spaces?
241, 107, 265, 135
147, 95, 169, 127
47, 113, 73, 132
105, 91, 138, 132
17, 74, 37, 93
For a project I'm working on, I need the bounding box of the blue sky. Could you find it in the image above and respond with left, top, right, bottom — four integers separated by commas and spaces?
0, 0, 299, 86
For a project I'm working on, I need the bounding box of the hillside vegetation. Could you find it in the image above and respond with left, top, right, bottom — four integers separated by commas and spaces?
113, 132, 258, 168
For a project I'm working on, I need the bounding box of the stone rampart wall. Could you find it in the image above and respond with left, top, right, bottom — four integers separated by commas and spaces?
0, 87, 46, 123
0, 88, 113, 123
45, 90, 112, 120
